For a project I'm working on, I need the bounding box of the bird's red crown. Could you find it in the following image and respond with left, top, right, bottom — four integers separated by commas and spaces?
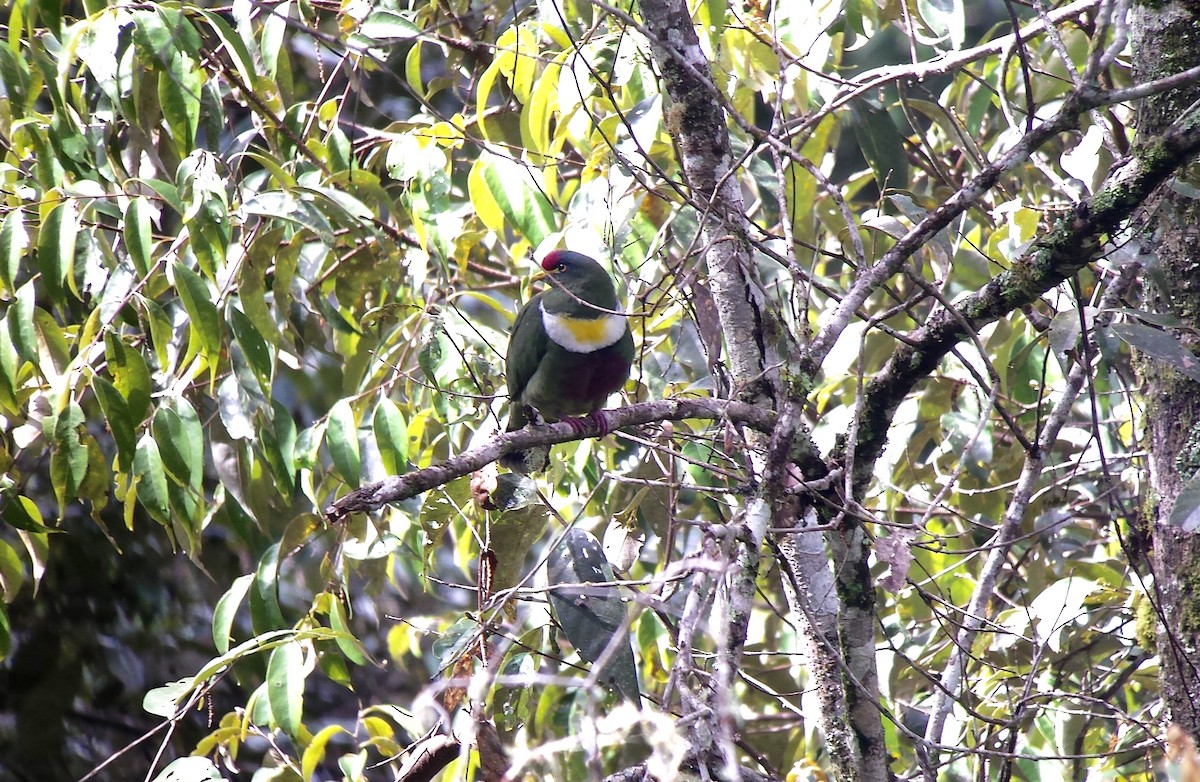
541, 251, 565, 271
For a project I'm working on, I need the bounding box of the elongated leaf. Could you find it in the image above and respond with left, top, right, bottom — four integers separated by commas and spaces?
302, 724, 351, 781
172, 262, 222, 362
266, 640, 306, 738
372, 398, 409, 475
228, 306, 273, 389
0, 540, 24, 602
123, 196, 154, 277
105, 332, 152, 424
213, 574, 255, 654
0, 209, 27, 293
150, 757, 223, 782
8, 282, 37, 370
50, 402, 88, 514
358, 8, 422, 42
260, 399, 297, 495
546, 528, 641, 703
91, 375, 137, 472
1111, 323, 1200, 383
250, 543, 287, 632
143, 678, 195, 719
2, 495, 51, 533
469, 153, 555, 246
849, 98, 909, 191
36, 200, 79, 303
327, 400, 361, 488
328, 597, 366, 664
152, 396, 203, 490
134, 433, 171, 525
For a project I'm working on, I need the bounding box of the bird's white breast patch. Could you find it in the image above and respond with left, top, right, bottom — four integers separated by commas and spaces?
540, 302, 626, 353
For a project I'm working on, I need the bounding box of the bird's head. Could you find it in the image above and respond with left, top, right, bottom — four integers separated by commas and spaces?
534, 250, 619, 309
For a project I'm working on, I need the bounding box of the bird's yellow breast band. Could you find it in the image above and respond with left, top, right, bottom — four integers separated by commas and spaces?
540, 304, 626, 354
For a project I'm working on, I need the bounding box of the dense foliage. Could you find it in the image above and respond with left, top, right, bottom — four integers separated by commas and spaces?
0, 0, 1196, 780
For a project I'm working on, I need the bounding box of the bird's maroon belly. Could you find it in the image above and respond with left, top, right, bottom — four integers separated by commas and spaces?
553, 344, 628, 412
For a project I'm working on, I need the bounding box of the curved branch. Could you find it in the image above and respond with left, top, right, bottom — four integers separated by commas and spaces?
323, 398, 776, 522
804, 64, 1200, 374
853, 116, 1200, 491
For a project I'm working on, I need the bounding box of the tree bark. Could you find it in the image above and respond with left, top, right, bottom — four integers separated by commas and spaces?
1132, 1, 1200, 736
635, 1, 883, 778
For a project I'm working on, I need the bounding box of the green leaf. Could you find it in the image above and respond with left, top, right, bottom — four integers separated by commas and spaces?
303, 725, 351, 781
193, 9, 258, 89
242, 191, 335, 246
123, 196, 154, 277
328, 597, 367, 664
33, 308, 70, 379
157, 59, 202, 157
250, 543, 287, 633
546, 528, 640, 702
49, 402, 88, 514
8, 282, 37, 370
228, 305, 273, 389
152, 396, 204, 490
0, 539, 25, 602
36, 200, 80, 303
1111, 323, 1200, 383
357, 8, 422, 42
266, 640, 307, 738
143, 678, 195, 718
150, 757, 223, 782
468, 153, 556, 246
134, 433, 171, 525
2, 495, 51, 533
849, 98, 909, 191
0, 209, 27, 293
327, 400, 361, 488
372, 398, 409, 476
259, 0, 290, 79
213, 573, 254, 654
105, 332, 152, 424
216, 374, 256, 441
172, 262, 222, 363
261, 399, 297, 497
91, 375, 137, 473
917, 0, 966, 49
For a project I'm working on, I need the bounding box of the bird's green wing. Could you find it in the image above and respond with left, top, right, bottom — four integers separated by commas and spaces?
506, 291, 549, 403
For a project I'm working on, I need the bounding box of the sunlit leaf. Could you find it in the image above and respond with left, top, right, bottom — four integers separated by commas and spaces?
0, 209, 27, 293
266, 639, 307, 738
213, 573, 254, 654
171, 261, 223, 363
37, 199, 79, 303
0, 540, 25, 603
123, 196, 154, 277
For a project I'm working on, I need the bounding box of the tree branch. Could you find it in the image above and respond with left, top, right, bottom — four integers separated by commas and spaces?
323, 398, 775, 522
853, 115, 1200, 492
803, 64, 1200, 376
921, 264, 1139, 765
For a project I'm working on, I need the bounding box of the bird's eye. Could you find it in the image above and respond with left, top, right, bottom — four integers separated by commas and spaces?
556, 263, 567, 272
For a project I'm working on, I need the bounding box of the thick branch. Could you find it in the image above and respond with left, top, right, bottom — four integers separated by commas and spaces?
852, 116, 1200, 492
804, 64, 1200, 375
323, 398, 775, 522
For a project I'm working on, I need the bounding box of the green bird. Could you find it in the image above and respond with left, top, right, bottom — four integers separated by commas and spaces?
502, 251, 634, 473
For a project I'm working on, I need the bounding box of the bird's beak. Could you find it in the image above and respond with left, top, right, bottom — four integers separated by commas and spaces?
531, 270, 547, 283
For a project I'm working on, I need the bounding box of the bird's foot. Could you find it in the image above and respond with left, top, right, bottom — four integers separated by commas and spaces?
561, 411, 612, 438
